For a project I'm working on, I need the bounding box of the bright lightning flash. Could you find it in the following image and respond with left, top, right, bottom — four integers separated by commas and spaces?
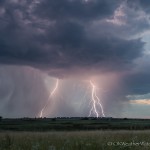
88, 80, 105, 117
38, 79, 59, 117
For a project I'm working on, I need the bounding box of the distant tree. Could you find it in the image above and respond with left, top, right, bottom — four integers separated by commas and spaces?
81, 117, 88, 120
52, 118, 56, 121
0, 116, 2, 121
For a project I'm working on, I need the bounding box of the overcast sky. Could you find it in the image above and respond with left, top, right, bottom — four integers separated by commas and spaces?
0, 0, 150, 118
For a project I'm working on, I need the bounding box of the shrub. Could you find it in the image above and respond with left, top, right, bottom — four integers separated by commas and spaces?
0, 116, 2, 121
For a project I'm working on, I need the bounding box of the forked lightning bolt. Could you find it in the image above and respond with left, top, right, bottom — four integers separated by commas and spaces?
88, 80, 105, 117
38, 79, 59, 117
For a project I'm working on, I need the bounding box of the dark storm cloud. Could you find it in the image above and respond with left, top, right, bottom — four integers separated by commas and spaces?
0, 0, 145, 75
34, 0, 121, 21
128, 74, 150, 95
123, 70, 150, 95
127, 0, 150, 13
0, 0, 150, 100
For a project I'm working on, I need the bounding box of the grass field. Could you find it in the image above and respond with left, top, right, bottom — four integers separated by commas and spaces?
0, 131, 150, 150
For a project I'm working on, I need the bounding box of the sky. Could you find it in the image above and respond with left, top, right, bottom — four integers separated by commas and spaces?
0, 0, 150, 118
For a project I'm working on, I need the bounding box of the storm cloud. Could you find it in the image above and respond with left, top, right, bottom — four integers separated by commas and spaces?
0, 0, 150, 117
0, 0, 146, 74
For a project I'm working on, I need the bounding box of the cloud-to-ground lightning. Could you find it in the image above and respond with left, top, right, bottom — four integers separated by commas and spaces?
88, 80, 105, 117
38, 79, 59, 117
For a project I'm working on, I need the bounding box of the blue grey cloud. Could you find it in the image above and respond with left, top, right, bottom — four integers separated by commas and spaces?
0, 0, 145, 74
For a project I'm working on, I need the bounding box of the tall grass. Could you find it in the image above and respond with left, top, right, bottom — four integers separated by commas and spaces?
0, 131, 150, 150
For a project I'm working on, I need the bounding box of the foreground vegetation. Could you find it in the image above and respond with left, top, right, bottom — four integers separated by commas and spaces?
0, 131, 150, 150
1, 118, 150, 149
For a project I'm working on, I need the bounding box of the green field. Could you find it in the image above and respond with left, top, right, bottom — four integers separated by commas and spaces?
1, 117, 150, 131
1, 118, 150, 149
1, 131, 150, 150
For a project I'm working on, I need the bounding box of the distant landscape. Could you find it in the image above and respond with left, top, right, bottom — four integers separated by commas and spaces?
1, 117, 150, 131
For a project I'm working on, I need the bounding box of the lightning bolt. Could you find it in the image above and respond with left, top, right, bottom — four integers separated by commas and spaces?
88, 80, 105, 117
38, 79, 59, 117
